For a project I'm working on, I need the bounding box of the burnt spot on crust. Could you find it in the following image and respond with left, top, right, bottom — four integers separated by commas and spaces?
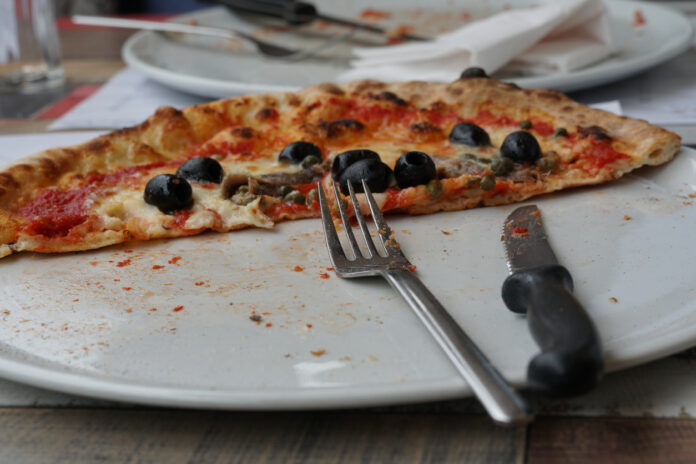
153, 106, 185, 121
318, 83, 345, 95
538, 91, 563, 101
0, 173, 18, 190
426, 101, 447, 112
287, 95, 301, 107
353, 81, 386, 93
373, 91, 407, 106
38, 157, 60, 178
85, 139, 110, 152
255, 107, 279, 121
12, 164, 33, 172
447, 87, 463, 96
230, 127, 255, 138
410, 122, 441, 134
157, 107, 192, 133
318, 119, 364, 138
110, 119, 150, 137
578, 125, 612, 142
562, 106, 574, 112
196, 106, 219, 115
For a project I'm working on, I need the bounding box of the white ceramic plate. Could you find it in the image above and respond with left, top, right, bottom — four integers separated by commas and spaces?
0, 143, 695, 409
122, 0, 693, 97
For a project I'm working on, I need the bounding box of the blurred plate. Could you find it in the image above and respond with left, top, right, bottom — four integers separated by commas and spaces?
122, 0, 693, 97
0, 130, 695, 408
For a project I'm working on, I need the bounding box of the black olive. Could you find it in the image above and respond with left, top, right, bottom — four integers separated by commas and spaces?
144, 174, 193, 214
176, 157, 224, 184
338, 158, 392, 195
500, 131, 542, 163
278, 141, 322, 164
394, 151, 436, 189
331, 149, 380, 181
449, 122, 490, 147
460, 67, 488, 79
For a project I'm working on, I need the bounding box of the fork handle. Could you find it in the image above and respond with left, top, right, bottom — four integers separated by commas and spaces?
382, 269, 532, 426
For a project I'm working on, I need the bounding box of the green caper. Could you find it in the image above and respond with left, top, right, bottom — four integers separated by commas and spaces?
479, 174, 496, 191
305, 188, 318, 205
300, 155, 321, 169
490, 156, 514, 176
553, 127, 568, 138
459, 152, 491, 164
426, 179, 442, 198
283, 190, 305, 204
277, 185, 293, 197
536, 152, 560, 172
519, 120, 532, 130
236, 185, 249, 195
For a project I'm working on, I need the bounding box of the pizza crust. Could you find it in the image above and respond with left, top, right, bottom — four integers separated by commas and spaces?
0, 78, 681, 257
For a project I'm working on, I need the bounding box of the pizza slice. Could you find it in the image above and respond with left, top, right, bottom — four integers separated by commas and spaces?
0, 75, 680, 259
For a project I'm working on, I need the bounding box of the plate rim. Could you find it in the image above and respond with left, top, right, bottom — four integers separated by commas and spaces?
0, 147, 694, 410
122, 0, 694, 97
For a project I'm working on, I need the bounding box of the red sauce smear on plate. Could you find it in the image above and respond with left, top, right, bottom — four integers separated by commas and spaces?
360, 9, 391, 20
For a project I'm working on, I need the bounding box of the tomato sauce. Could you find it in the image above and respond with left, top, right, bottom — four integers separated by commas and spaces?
383, 188, 406, 211
267, 199, 319, 220
85, 161, 171, 186
326, 97, 460, 131
191, 139, 256, 159
578, 141, 631, 172
529, 119, 555, 137
172, 210, 193, 229
19, 187, 93, 237
470, 110, 517, 128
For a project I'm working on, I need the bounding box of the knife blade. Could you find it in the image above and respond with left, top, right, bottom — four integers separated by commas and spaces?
212, 0, 430, 41
501, 205, 604, 396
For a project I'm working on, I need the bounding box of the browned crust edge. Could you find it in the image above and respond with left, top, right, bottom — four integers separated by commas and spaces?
0, 78, 681, 257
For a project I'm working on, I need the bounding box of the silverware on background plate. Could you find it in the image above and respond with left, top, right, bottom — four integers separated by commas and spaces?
71, 15, 352, 60
212, 0, 430, 41
501, 205, 604, 396
318, 180, 532, 426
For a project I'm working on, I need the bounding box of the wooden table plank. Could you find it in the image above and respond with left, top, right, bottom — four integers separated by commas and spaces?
0, 409, 525, 464
528, 417, 696, 464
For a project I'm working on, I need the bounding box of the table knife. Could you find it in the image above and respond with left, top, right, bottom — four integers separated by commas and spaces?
501, 205, 603, 396
211, 0, 429, 41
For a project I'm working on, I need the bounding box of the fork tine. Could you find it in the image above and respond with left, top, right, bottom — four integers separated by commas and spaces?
331, 181, 361, 259
361, 180, 399, 256
347, 181, 379, 258
317, 183, 347, 265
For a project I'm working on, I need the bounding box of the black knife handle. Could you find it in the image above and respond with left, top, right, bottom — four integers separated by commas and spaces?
502, 265, 603, 396
212, 0, 317, 24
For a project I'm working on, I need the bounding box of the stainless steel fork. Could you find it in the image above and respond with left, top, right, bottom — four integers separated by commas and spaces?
72, 15, 353, 61
318, 180, 532, 426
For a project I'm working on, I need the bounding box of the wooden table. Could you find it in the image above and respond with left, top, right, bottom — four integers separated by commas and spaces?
2, 21, 696, 464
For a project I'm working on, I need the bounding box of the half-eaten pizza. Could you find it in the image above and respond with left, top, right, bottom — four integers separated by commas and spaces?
0, 73, 681, 258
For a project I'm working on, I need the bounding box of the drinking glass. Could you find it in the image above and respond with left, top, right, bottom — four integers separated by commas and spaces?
0, 0, 64, 92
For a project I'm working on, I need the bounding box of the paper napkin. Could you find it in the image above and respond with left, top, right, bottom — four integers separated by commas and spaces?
340, 0, 613, 82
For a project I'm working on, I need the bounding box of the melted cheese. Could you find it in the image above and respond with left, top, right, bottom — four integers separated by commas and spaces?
92, 183, 273, 235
